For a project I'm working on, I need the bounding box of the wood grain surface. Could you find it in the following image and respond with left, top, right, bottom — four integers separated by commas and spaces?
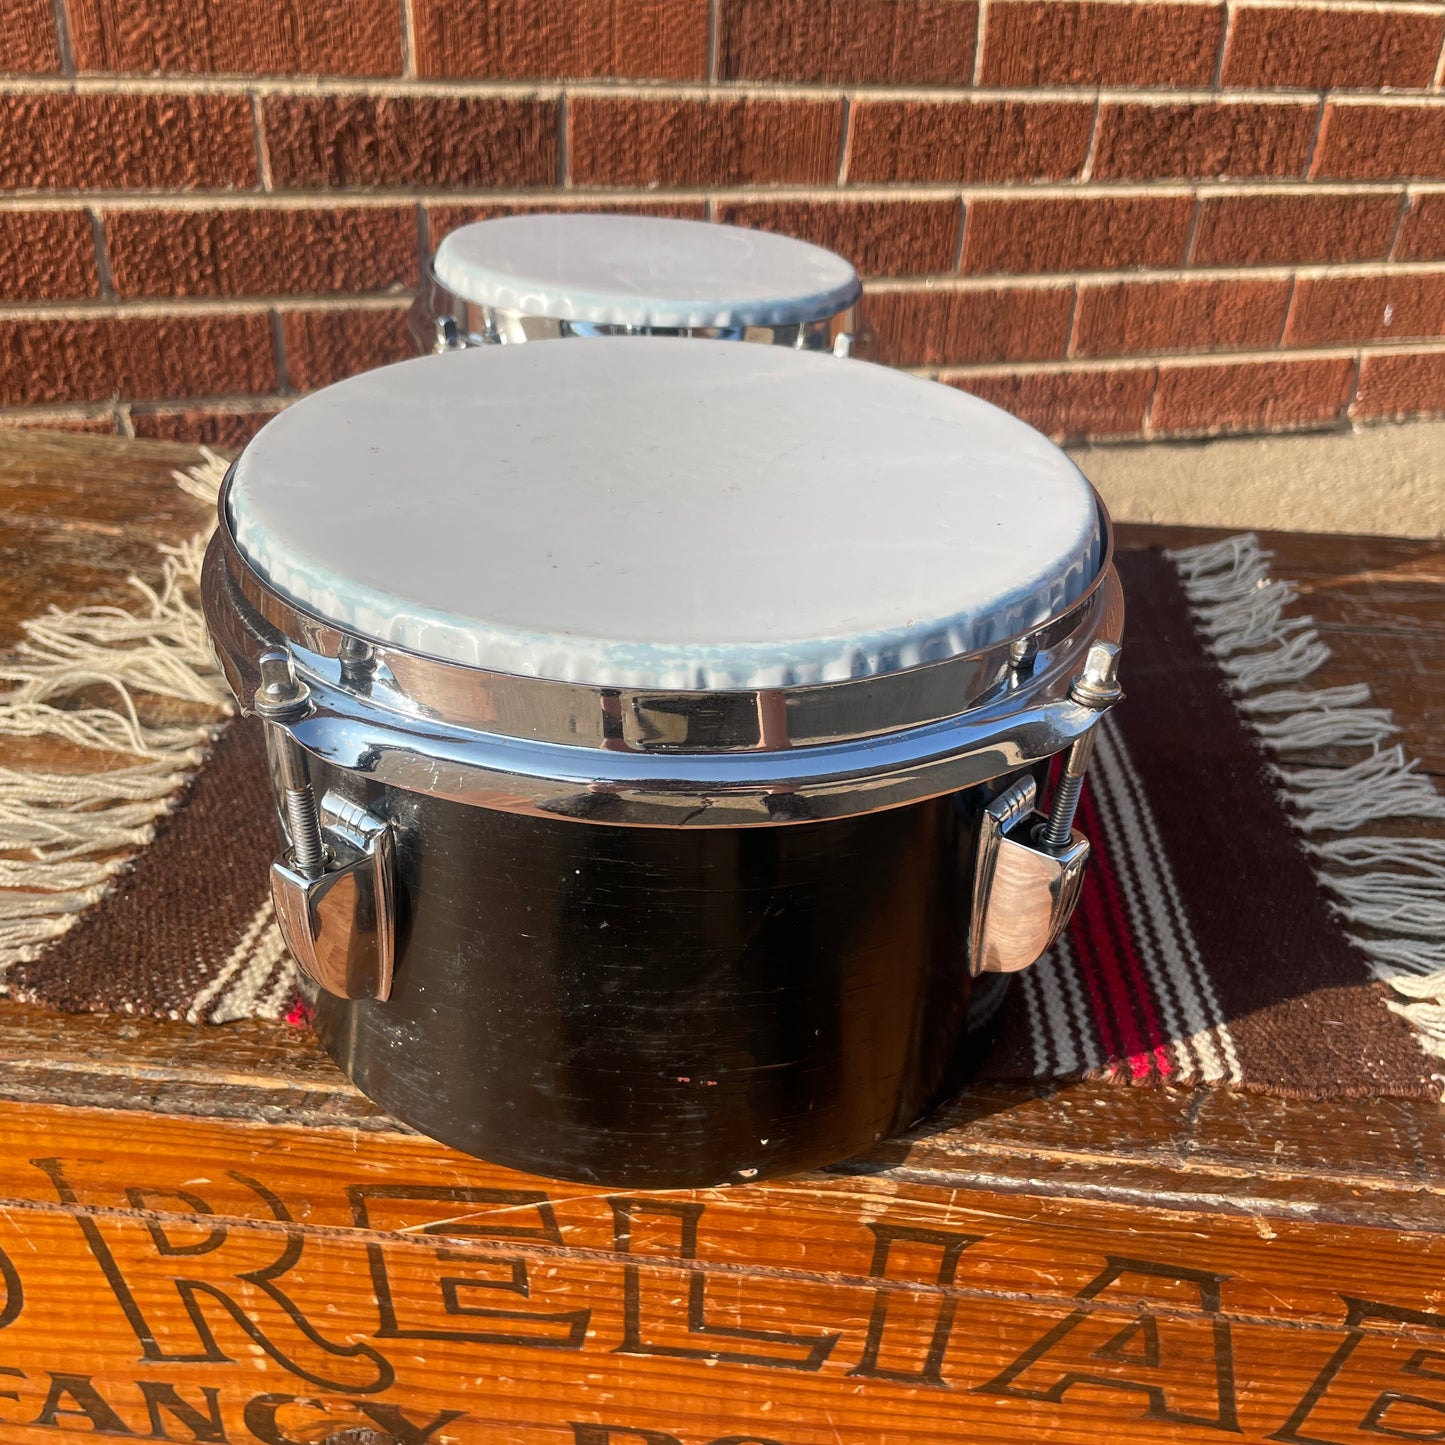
0, 431, 1441, 1445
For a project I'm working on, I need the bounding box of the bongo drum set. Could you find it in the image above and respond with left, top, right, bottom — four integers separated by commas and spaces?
202, 215, 1123, 1188
410, 212, 862, 354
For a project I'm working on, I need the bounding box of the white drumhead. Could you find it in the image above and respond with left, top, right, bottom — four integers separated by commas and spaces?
229, 340, 1102, 690
431, 214, 862, 329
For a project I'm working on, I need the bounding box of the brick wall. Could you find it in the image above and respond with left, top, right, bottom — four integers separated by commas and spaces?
4, 0, 1445, 446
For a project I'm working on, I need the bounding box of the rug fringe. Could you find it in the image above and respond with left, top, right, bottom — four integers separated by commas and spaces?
0, 449, 233, 968
1170, 533, 1445, 1084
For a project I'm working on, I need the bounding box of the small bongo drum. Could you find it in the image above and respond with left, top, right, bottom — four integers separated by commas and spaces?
411, 212, 862, 354
202, 340, 1122, 1188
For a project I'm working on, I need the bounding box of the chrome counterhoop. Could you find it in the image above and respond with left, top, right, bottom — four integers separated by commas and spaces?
201, 472, 1124, 829
408, 269, 860, 357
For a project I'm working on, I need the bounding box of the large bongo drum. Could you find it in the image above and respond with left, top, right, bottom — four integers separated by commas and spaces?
202, 339, 1122, 1188
411, 212, 862, 355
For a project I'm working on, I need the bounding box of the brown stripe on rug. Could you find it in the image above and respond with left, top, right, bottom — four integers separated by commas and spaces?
3, 717, 290, 1023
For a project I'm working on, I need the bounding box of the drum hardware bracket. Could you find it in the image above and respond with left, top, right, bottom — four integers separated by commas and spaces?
969, 642, 1121, 977
969, 775, 1091, 977
254, 649, 327, 879
254, 649, 397, 1003
1040, 641, 1124, 850
269, 791, 396, 1004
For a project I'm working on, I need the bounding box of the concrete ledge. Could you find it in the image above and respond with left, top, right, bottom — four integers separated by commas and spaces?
1071, 421, 1445, 541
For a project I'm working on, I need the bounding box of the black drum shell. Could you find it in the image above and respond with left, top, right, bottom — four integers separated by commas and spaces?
302, 761, 1016, 1189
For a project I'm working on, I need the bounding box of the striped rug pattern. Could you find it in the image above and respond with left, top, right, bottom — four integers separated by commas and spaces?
7, 541, 1441, 1097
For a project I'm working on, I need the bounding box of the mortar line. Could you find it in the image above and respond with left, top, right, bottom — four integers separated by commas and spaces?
250, 93, 273, 192
269, 309, 292, 393
1077, 97, 1103, 184
558, 92, 570, 187
1304, 94, 1330, 182
0, 180, 1435, 210
835, 96, 852, 184
86, 207, 114, 299
1181, 193, 1205, 265
1387, 188, 1415, 259
0, 75, 1402, 104
5, 257, 1445, 322
1212, 2, 1234, 89
399, 0, 417, 78
48, 0, 75, 75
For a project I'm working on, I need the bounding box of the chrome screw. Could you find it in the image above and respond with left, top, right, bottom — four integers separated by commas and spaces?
253, 648, 309, 720
1040, 643, 1123, 851
254, 649, 325, 879
1070, 640, 1125, 710
338, 634, 376, 688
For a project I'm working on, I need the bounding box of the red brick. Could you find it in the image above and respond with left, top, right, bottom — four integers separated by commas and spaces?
264, 96, 558, 190
428, 199, 709, 246
130, 407, 281, 446
1353, 351, 1445, 419
962, 194, 1193, 274
849, 100, 1094, 184
282, 307, 414, 392
720, 0, 977, 83
570, 97, 841, 187
416, 0, 707, 79
68, 0, 401, 75
1073, 277, 1292, 356
1093, 102, 1317, 181
948, 367, 1156, 441
866, 286, 1074, 366
1314, 104, 1445, 181
1193, 193, 1401, 266
1150, 356, 1355, 433
0, 314, 276, 406
1393, 193, 1445, 261
981, 2, 1223, 86
106, 208, 418, 299
0, 212, 100, 301
1222, 6, 1444, 90
0, 94, 257, 191
715, 200, 960, 277
1286, 274, 1445, 346
0, 0, 61, 71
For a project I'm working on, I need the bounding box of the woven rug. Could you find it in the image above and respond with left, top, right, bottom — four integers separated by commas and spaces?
3, 462, 1443, 1099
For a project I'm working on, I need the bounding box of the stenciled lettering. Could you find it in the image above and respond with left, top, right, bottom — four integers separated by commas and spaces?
35, 1373, 135, 1434
1271, 1296, 1445, 1445
976, 1255, 1241, 1432
33, 1159, 391, 1395
348, 1184, 589, 1349
138, 1382, 228, 1442
848, 1222, 984, 1387
613, 1199, 837, 1371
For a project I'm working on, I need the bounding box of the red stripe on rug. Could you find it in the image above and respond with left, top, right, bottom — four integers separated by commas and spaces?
1071, 785, 1176, 1080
